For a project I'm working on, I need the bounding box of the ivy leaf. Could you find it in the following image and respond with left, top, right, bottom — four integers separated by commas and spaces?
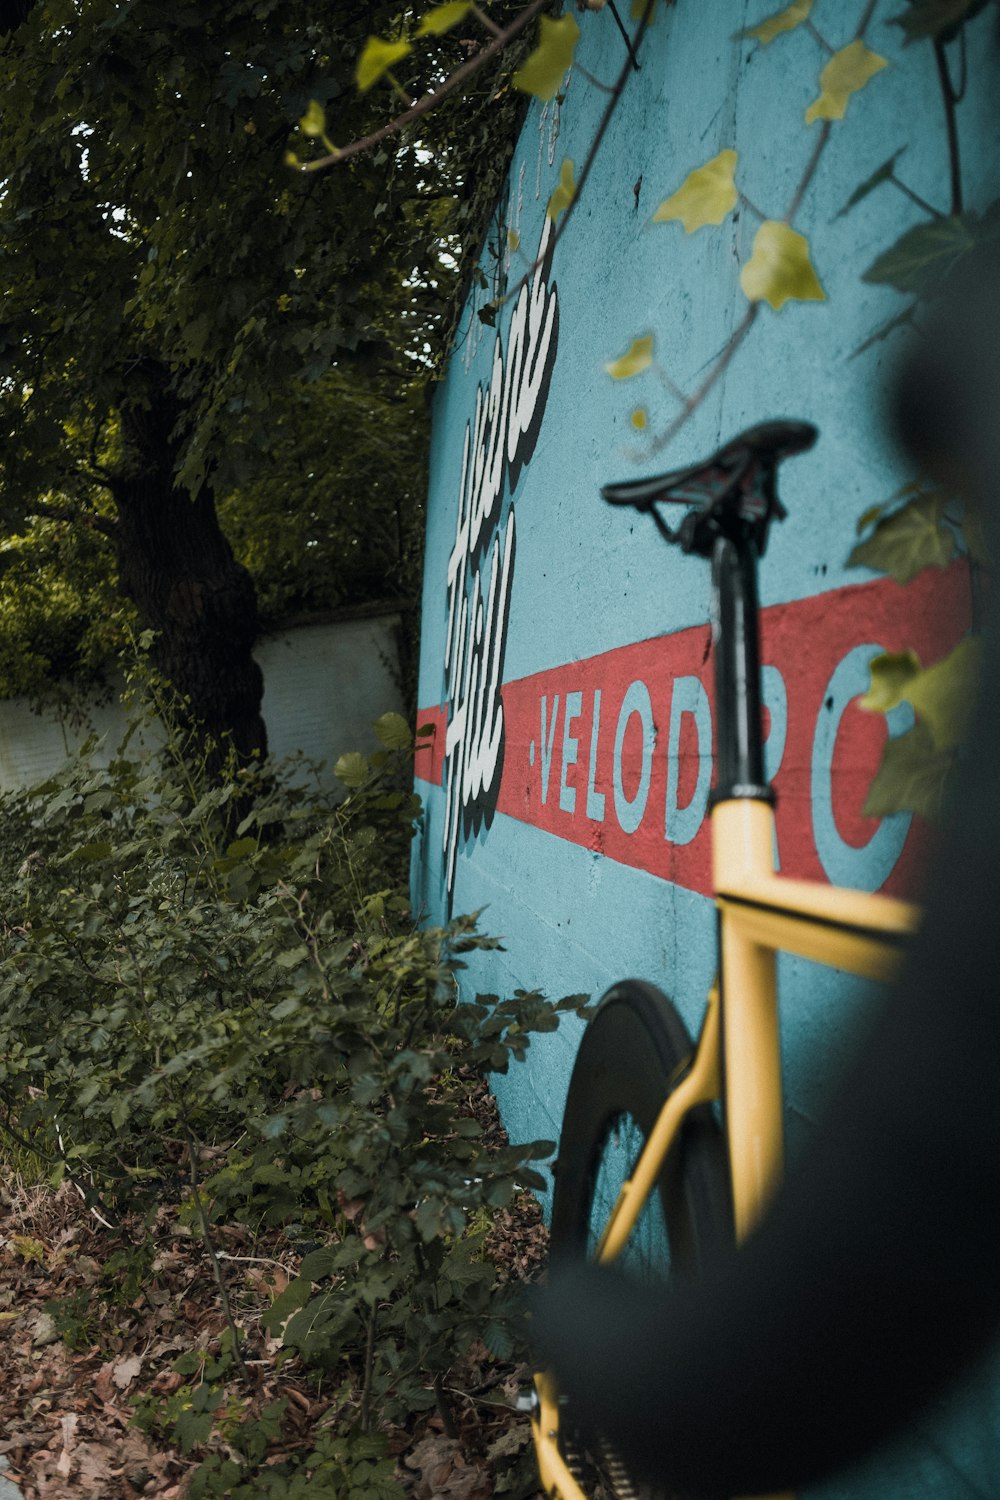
847, 489, 956, 582
335, 750, 370, 788
859, 639, 981, 813
859, 651, 921, 714
737, 0, 812, 45
862, 215, 977, 297
902, 636, 981, 751
739, 222, 825, 310
888, 0, 993, 43
416, 2, 473, 36
374, 711, 411, 750
546, 157, 576, 221
299, 100, 327, 138
606, 334, 654, 379
836, 148, 907, 218
862, 721, 953, 821
805, 40, 888, 124
513, 14, 580, 101
356, 36, 413, 93
653, 149, 738, 233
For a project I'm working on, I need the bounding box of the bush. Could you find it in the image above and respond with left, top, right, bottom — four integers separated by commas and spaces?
0, 704, 585, 1488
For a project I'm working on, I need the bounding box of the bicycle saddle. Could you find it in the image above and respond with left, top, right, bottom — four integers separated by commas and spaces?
602, 421, 817, 510
601, 420, 818, 554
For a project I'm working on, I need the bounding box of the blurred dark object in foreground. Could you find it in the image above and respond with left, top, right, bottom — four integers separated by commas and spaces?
533, 249, 1000, 1498
894, 243, 1000, 522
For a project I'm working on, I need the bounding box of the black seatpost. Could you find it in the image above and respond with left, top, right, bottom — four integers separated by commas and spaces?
710, 530, 771, 804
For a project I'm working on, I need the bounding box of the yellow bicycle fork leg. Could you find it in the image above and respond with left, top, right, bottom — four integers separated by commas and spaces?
597, 985, 722, 1263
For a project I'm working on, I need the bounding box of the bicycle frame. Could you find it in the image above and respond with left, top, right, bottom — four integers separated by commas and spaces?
532, 521, 921, 1500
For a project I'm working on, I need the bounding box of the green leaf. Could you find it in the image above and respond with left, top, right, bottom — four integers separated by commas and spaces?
416, 2, 473, 36
862, 216, 977, 297
373, 711, 411, 750
805, 40, 888, 124
262, 1276, 312, 1335
737, 0, 812, 44
605, 334, 654, 380
739, 222, 825, 310
836, 149, 907, 218
299, 100, 327, 138
299, 1247, 339, 1280
653, 149, 738, 233
862, 721, 954, 821
335, 751, 369, 788
861, 639, 981, 753
225, 836, 258, 859
482, 1319, 514, 1360
902, 636, 981, 751
858, 650, 921, 713
275, 945, 308, 968
546, 157, 576, 222
847, 490, 956, 582
888, 0, 993, 43
356, 36, 412, 93
513, 14, 580, 101
68, 841, 113, 862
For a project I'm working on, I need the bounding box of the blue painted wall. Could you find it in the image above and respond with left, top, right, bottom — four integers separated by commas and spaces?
413, 5, 999, 1496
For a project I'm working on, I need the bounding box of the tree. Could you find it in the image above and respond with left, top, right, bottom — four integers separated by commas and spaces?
0, 0, 528, 754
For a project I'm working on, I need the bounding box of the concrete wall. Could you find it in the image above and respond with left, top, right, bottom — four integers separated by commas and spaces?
0, 608, 404, 792
413, 5, 998, 1497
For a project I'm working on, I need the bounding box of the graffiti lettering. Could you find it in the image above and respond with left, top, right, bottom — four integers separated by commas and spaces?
442, 219, 560, 903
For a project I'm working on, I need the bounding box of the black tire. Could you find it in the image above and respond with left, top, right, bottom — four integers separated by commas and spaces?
549, 980, 733, 1496
552, 979, 732, 1273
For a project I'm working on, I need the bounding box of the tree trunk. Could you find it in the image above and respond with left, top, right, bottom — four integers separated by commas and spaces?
112, 362, 268, 768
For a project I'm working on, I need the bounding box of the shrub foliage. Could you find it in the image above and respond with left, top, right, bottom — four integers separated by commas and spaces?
0, 705, 583, 1493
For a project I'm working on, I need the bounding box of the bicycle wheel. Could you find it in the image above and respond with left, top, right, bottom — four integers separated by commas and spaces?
549, 980, 733, 1496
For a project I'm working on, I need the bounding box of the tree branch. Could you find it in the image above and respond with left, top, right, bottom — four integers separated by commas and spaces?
643, 305, 759, 458
27, 496, 118, 538
292, 0, 551, 172
490, 0, 657, 318
933, 38, 963, 215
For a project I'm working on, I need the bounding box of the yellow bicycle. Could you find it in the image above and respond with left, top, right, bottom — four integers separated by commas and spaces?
530, 421, 920, 1500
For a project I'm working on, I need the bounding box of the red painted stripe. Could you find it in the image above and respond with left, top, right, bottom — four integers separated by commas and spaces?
414, 704, 447, 786
418, 568, 970, 898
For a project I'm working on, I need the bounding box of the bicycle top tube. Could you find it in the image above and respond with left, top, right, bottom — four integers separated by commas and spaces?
602, 420, 818, 801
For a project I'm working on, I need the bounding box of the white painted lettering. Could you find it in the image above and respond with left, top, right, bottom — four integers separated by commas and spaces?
613, 680, 655, 835
540, 693, 560, 805
586, 689, 606, 821
560, 691, 582, 814
441, 219, 560, 904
